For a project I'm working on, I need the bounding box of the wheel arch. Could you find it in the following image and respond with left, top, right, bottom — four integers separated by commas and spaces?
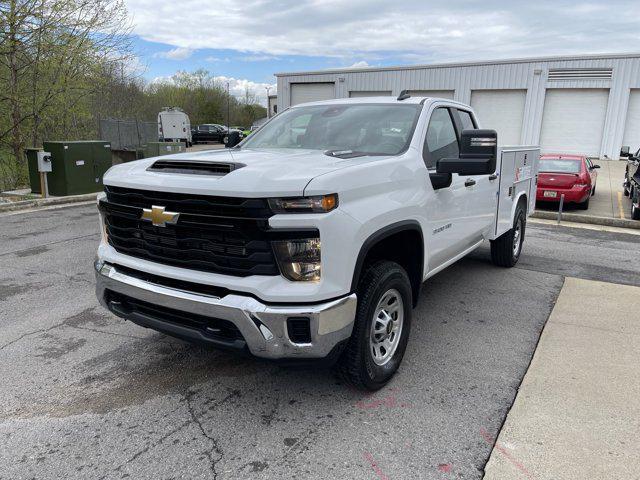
351, 221, 424, 307
512, 192, 528, 220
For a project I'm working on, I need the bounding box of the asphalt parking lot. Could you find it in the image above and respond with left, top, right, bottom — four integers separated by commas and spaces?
1, 204, 639, 479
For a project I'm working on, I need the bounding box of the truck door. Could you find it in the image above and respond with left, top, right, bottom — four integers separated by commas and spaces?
452, 108, 496, 238
422, 107, 475, 270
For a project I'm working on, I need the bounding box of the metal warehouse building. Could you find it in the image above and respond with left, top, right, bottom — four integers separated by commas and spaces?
275, 53, 640, 159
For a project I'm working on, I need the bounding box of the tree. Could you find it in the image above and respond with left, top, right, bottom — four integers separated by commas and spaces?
0, 0, 133, 189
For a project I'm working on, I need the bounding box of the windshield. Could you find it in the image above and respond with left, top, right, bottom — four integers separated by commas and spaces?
241, 103, 422, 155
539, 158, 582, 173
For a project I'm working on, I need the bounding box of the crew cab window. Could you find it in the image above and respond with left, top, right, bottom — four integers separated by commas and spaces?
423, 108, 459, 169
457, 110, 476, 131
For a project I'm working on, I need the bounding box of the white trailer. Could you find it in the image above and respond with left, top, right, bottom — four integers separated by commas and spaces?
157, 107, 192, 146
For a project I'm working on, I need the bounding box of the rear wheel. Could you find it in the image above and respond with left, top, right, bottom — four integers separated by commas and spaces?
334, 261, 412, 391
578, 196, 590, 210
490, 204, 525, 267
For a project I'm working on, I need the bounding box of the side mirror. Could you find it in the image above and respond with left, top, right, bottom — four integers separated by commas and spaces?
437, 129, 497, 176
620, 146, 630, 157
591, 164, 601, 169
226, 131, 242, 148
429, 172, 452, 190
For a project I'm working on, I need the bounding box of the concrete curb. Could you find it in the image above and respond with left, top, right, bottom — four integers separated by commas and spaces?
532, 210, 640, 230
0, 193, 98, 213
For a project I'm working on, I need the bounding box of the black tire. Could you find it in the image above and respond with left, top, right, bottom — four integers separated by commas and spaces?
632, 191, 640, 220
334, 261, 412, 391
577, 196, 590, 210
490, 203, 526, 267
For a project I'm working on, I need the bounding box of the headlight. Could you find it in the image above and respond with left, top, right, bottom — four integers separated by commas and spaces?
272, 238, 321, 281
269, 194, 338, 214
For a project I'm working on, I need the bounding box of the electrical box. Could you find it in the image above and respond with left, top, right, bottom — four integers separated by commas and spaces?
24, 148, 42, 194
144, 141, 185, 158
37, 151, 52, 172
42, 141, 113, 196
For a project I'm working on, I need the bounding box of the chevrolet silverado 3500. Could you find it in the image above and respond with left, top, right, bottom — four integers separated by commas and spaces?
95, 95, 539, 390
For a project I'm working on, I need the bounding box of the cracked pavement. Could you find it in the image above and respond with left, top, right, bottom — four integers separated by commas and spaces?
1, 204, 638, 479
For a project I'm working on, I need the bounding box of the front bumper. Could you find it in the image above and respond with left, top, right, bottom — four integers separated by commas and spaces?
95, 262, 357, 360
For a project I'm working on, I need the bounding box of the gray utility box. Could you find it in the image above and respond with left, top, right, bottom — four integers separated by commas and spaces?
144, 142, 185, 158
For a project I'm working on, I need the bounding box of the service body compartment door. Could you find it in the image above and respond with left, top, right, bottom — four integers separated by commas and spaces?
493, 147, 540, 238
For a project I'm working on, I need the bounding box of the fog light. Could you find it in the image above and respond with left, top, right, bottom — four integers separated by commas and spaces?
272, 238, 321, 281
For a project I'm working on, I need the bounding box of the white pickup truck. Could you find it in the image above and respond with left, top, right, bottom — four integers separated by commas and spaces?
95, 95, 539, 390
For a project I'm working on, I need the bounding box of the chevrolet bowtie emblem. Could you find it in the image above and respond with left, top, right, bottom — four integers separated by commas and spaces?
141, 205, 180, 227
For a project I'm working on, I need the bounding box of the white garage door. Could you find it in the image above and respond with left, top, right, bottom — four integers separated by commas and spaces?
540, 89, 609, 157
290, 83, 335, 106
622, 90, 640, 153
409, 90, 454, 99
470, 90, 526, 146
349, 91, 392, 97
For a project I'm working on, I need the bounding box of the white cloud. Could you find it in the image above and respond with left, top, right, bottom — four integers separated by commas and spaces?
216, 75, 276, 106
240, 55, 281, 62
125, 0, 640, 62
205, 56, 230, 63
342, 60, 370, 69
154, 47, 193, 60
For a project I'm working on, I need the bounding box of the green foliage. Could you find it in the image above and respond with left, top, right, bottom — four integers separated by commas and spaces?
144, 70, 267, 128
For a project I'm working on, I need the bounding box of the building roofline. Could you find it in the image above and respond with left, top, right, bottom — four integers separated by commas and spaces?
275, 52, 640, 77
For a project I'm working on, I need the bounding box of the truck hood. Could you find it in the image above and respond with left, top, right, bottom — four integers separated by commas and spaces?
103, 148, 384, 197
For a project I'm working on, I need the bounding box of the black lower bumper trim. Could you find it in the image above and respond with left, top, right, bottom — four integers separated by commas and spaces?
105, 290, 248, 352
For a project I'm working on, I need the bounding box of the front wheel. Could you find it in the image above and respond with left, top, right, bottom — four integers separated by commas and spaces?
334, 261, 412, 391
490, 204, 525, 267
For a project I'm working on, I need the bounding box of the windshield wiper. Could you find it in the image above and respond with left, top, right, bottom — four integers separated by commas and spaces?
324, 149, 368, 159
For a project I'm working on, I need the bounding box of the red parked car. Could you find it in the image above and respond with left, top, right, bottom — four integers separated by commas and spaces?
536, 154, 600, 209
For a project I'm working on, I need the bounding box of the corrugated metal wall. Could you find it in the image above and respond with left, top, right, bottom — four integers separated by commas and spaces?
276, 55, 640, 159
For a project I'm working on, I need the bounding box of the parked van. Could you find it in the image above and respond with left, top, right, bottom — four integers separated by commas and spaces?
157, 107, 192, 146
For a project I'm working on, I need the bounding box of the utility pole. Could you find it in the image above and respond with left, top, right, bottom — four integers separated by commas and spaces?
265, 86, 272, 117
226, 82, 230, 135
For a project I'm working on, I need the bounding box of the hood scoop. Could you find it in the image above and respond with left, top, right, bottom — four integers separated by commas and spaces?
147, 159, 244, 176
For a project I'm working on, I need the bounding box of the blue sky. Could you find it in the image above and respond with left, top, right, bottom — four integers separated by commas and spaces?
125, 0, 640, 105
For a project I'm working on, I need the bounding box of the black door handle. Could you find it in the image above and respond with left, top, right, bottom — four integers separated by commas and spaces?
464, 178, 476, 187
489, 174, 498, 181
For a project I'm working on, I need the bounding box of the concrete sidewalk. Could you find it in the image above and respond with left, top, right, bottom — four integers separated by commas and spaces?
484, 277, 640, 480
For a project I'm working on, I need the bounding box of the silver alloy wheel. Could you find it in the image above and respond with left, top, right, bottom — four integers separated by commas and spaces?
513, 218, 522, 257
370, 289, 404, 366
